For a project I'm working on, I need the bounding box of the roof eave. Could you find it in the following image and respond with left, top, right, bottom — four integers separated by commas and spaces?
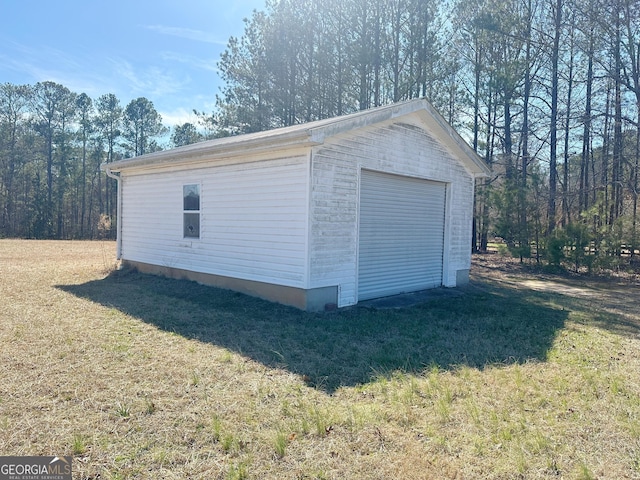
103, 129, 319, 173
103, 98, 491, 178
307, 99, 427, 144
416, 102, 491, 178
307, 99, 491, 178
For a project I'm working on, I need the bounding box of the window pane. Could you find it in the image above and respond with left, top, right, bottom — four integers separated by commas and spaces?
183, 184, 200, 211
184, 213, 200, 238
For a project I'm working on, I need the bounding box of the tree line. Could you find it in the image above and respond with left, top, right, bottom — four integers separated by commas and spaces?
0, 82, 211, 239
2, 0, 640, 272
215, 0, 640, 270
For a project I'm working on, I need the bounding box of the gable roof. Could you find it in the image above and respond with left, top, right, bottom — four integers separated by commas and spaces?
105, 98, 490, 177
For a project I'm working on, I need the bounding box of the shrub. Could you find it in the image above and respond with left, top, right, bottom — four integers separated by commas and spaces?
543, 232, 567, 269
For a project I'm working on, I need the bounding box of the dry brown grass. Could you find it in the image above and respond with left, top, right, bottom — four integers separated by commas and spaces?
1, 240, 639, 479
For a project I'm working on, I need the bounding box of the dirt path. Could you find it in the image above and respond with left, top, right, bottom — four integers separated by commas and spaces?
472, 253, 640, 335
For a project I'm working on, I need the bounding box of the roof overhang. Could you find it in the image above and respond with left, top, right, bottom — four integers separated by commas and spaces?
306, 99, 490, 178
103, 98, 490, 178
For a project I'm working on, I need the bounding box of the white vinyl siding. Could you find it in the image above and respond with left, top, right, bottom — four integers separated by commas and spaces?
113, 101, 482, 310
309, 117, 474, 306
358, 170, 446, 300
121, 156, 309, 287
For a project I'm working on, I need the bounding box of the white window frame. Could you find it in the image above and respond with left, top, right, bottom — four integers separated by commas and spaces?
183, 184, 201, 239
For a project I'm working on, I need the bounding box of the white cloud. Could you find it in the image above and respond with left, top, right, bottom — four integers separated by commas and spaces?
0, 41, 117, 96
109, 58, 191, 98
160, 107, 201, 127
0, 37, 217, 122
160, 52, 219, 73
144, 25, 227, 45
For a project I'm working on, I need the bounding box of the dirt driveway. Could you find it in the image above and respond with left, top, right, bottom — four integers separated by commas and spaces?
472, 253, 640, 336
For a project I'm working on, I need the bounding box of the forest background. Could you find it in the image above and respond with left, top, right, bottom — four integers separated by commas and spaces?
1, 0, 639, 271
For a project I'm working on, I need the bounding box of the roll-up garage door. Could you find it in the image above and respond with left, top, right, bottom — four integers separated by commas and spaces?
358, 170, 446, 301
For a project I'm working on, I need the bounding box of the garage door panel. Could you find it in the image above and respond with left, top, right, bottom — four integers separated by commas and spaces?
358, 170, 446, 301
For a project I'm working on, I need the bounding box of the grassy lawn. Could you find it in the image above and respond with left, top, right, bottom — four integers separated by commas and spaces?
1, 239, 639, 479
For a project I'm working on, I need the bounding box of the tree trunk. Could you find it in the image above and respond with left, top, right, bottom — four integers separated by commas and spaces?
520, 0, 533, 256
562, 30, 575, 226
611, 12, 624, 227
580, 37, 594, 214
548, 0, 562, 235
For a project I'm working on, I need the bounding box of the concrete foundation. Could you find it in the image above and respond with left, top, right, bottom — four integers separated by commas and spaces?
124, 260, 338, 312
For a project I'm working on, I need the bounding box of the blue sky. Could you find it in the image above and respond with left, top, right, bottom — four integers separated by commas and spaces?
1, 0, 266, 127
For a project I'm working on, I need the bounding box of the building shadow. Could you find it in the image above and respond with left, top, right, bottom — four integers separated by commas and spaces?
58, 268, 568, 393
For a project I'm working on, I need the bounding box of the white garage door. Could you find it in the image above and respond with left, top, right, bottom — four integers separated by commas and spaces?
358, 170, 446, 301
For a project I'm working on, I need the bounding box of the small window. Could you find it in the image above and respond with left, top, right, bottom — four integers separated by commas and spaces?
183, 184, 200, 238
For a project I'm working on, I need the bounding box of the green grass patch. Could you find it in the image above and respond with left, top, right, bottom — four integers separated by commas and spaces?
1, 240, 639, 479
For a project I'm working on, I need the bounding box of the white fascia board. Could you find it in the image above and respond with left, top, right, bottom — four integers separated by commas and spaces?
307, 99, 490, 178
104, 98, 490, 178
306, 100, 424, 144
105, 130, 320, 173
416, 101, 491, 178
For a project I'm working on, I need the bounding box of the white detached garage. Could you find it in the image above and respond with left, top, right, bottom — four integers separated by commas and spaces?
104, 99, 490, 311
